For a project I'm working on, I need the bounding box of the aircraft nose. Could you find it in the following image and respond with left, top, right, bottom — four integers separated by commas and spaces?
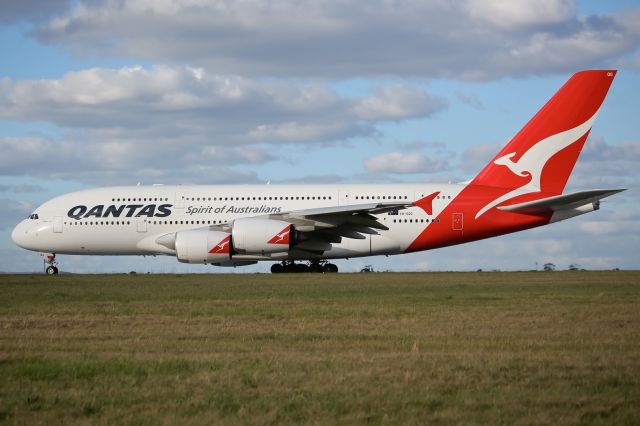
11, 220, 30, 249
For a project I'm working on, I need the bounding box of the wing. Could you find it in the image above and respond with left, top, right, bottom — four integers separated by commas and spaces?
208, 201, 413, 256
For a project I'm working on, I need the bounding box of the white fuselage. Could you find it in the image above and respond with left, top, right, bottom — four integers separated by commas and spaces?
11, 183, 464, 261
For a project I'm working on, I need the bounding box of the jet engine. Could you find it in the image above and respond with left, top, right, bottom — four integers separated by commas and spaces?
167, 218, 296, 264
174, 229, 231, 264
231, 218, 295, 255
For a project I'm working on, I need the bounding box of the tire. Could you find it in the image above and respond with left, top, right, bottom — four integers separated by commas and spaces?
271, 263, 284, 273
296, 263, 310, 273
308, 263, 323, 273
323, 263, 338, 273
284, 263, 298, 273
46, 266, 58, 275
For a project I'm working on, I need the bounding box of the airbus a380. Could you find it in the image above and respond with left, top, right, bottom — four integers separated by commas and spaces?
12, 70, 624, 274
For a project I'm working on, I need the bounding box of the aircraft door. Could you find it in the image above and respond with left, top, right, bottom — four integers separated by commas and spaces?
53, 216, 63, 233
137, 218, 148, 233
174, 191, 185, 209
339, 190, 351, 206
452, 213, 463, 231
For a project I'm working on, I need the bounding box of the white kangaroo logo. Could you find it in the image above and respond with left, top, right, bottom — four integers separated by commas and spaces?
475, 109, 599, 219
272, 230, 289, 244
211, 237, 229, 253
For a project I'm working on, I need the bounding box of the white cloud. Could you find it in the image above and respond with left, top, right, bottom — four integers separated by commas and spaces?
364, 152, 447, 174
581, 137, 640, 163
29, 0, 640, 79
576, 210, 640, 236
0, 136, 263, 184
353, 86, 447, 121
246, 122, 364, 144
467, 0, 575, 30
0, 66, 447, 183
198, 146, 275, 165
0, 66, 443, 143
0, 198, 35, 230
0, 183, 47, 193
570, 137, 640, 202
0, 0, 69, 23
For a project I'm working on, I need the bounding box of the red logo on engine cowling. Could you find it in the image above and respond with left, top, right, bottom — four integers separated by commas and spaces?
268, 226, 290, 245
209, 235, 231, 254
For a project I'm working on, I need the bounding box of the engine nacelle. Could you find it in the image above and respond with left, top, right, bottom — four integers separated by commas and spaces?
174, 229, 231, 264
232, 218, 294, 255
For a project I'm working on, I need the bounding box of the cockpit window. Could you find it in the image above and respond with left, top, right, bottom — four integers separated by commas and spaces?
29, 214, 39, 220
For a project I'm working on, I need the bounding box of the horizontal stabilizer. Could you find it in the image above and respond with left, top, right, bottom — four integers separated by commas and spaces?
498, 189, 625, 214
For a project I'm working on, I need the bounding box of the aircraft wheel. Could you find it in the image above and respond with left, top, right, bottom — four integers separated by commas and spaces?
323, 263, 338, 273
296, 263, 310, 273
308, 262, 323, 273
46, 266, 59, 275
284, 262, 298, 273
271, 263, 284, 273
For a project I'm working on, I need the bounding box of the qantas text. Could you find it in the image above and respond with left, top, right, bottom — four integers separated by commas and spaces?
68, 204, 172, 220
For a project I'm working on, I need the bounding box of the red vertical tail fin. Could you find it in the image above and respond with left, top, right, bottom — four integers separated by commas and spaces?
473, 71, 616, 191
472, 70, 616, 218
408, 71, 618, 252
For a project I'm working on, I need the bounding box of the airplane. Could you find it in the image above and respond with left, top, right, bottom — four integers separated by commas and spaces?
11, 70, 624, 274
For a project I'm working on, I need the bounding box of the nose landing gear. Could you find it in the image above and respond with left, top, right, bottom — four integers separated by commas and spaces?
270, 260, 338, 273
41, 253, 59, 275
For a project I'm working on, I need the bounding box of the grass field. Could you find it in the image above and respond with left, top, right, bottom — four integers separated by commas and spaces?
0, 271, 639, 424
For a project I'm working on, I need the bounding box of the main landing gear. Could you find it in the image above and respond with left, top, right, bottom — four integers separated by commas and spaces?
41, 253, 59, 275
271, 260, 338, 273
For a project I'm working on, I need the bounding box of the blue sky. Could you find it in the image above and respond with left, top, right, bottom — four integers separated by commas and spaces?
1, 0, 638, 273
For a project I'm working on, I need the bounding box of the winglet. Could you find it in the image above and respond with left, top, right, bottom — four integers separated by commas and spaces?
413, 191, 440, 215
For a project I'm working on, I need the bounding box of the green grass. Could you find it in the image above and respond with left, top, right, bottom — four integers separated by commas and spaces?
0, 271, 639, 424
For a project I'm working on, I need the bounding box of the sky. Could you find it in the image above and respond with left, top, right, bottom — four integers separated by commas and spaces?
0, 0, 638, 273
